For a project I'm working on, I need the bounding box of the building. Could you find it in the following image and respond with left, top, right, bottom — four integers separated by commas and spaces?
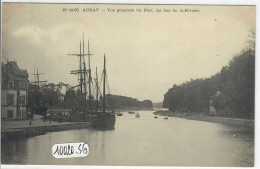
58, 93, 65, 103
47, 108, 72, 116
1, 61, 29, 119
209, 91, 221, 116
209, 98, 217, 116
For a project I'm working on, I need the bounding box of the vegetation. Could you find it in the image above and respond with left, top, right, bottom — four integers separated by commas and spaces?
163, 41, 255, 119
106, 94, 153, 110
28, 85, 153, 116
153, 102, 163, 108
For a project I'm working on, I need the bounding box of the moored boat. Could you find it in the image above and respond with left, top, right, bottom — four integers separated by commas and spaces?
128, 111, 135, 114
69, 37, 115, 129
93, 54, 115, 129
93, 111, 115, 129
116, 112, 123, 116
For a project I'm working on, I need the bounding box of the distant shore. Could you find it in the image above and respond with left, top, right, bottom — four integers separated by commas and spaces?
153, 110, 254, 127
117, 108, 153, 112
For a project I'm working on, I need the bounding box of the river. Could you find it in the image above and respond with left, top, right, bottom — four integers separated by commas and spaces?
1, 110, 254, 167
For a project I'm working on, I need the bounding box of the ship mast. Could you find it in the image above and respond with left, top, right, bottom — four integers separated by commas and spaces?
103, 54, 106, 113
95, 66, 99, 111
87, 40, 92, 110
79, 40, 83, 110
68, 36, 91, 114
31, 68, 47, 86
82, 35, 87, 111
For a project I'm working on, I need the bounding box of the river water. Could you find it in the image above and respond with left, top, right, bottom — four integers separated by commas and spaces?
1, 110, 254, 167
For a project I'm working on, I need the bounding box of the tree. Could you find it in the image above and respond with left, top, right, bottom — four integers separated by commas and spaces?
163, 48, 255, 119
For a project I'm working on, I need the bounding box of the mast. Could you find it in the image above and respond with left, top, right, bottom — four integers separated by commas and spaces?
34, 67, 36, 85
96, 67, 99, 111
103, 54, 106, 113
31, 68, 47, 87
79, 40, 83, 111
37, 68, 39, 86
82, 34, 87, 111
68, 36, 93, 114
88, 40, 92, 110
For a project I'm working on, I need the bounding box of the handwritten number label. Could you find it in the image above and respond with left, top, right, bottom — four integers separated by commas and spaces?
52, 142, 89, 158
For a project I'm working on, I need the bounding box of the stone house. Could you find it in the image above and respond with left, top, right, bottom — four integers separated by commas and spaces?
1, 61, 29, 119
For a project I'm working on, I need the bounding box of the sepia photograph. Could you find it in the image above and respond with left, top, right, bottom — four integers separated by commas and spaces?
1, 2, 256, 168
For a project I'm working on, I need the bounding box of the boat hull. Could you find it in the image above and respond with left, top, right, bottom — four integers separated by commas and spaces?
93, 112, 116, 129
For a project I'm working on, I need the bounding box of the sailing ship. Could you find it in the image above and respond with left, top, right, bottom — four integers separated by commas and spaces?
69, 35, 115, 129
92, 55, 116, 129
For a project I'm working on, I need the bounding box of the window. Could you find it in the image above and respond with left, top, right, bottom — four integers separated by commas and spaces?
17, 110, 23, 119
8, 110, 13, 118
20, 95, 26, 106
20, 110, 23, 118
7, 94, 15, 105
8, 81, 14, 88
19, 81, 24, 88
22, 109, 26, 118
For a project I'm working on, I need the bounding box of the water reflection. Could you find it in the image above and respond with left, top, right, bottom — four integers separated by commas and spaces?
1, 111, 254, 166
2, 137, 27, 164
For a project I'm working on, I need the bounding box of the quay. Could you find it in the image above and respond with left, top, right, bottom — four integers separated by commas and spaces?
2, 115, 92, 140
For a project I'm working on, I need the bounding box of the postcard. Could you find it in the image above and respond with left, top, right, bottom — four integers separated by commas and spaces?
1, 2, 256, 168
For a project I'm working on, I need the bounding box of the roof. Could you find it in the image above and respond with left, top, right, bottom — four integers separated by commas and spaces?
3, 61, 28, 77
1, 61, 29, 89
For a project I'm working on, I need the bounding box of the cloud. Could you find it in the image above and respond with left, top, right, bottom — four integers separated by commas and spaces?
13, 24, 46, 44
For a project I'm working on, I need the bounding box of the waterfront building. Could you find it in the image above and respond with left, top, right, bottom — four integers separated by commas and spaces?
1, 61, 29, 119
47, 108, 72, 116
58, 94, 65, 103
209, 91, 221, 116
209, 98, 217, 116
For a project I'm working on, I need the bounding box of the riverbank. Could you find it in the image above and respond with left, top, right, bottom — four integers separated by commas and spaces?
117, 108, 153, 112
153, 110, 254, 127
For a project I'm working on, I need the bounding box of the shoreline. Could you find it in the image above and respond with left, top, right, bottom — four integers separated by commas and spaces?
1, 122, 92, 140
153, 110, 254, 127
117, 108, 153, 112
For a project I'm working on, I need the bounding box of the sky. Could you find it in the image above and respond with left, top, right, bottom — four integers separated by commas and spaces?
2, 3, 255, 102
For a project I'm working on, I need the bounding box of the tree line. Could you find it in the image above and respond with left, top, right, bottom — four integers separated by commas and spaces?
28, 86, 153, 116
105, 94, 153, 110
163, 48, 255, 119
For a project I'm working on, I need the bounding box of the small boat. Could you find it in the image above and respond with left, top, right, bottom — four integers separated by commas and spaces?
128, 111, 135, 114
154, 116, 158, 118
164, 117, 168, 120
135, 113, 140, 118
116, 112, 123, 116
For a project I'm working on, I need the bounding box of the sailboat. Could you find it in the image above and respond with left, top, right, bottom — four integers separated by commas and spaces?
93, 54, 116, 129
68, 35, 91, 122
68, 35, 115, 129
135, 112, 140, 118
